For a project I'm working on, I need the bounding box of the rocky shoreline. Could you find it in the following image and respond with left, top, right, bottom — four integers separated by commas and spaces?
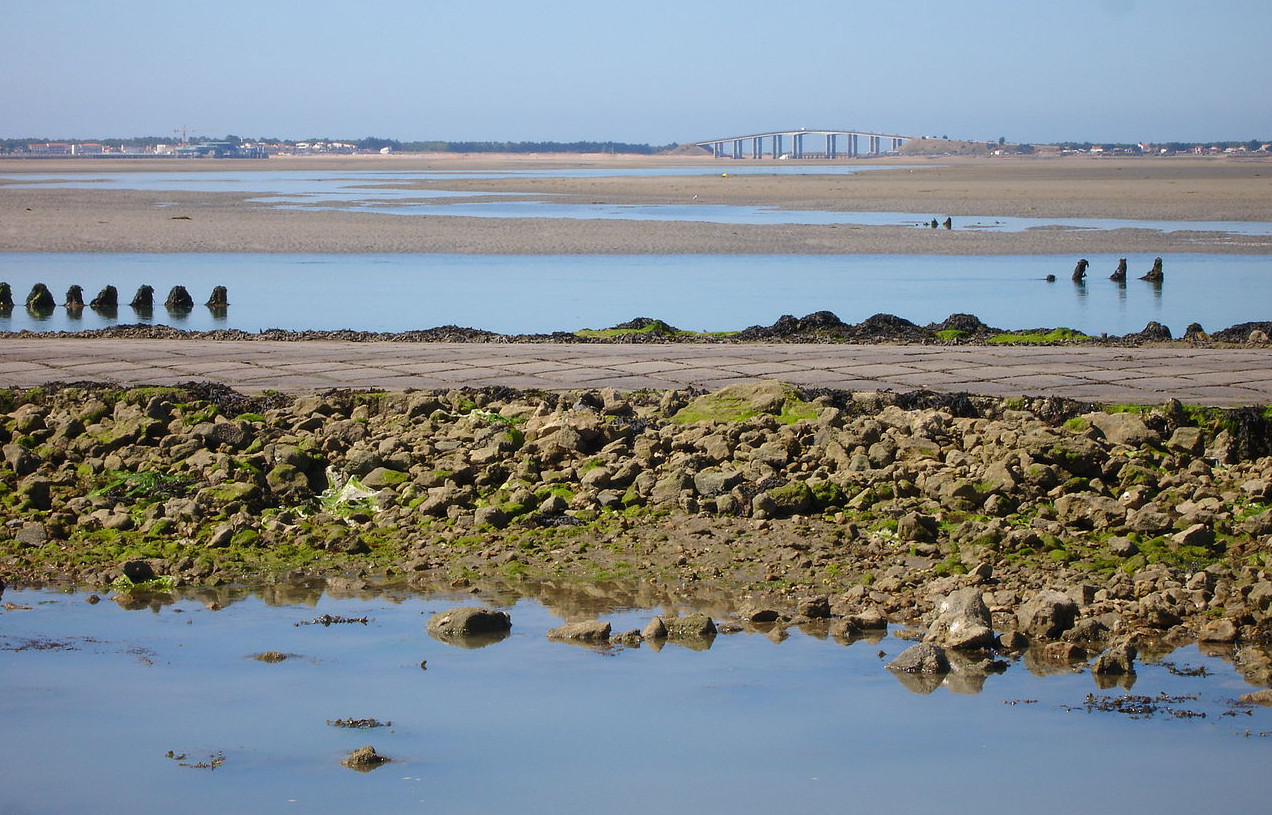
2, 380, 1272, 690
3, 311, 1272, 345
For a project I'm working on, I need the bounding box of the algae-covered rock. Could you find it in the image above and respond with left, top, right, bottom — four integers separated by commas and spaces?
660, 613, 717, 639
673, 381, 814, 424
766, 481, 814, 516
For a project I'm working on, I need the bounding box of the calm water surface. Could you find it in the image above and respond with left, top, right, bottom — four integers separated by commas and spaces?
2, 252, 1270, 337
1, 587, 1268, 815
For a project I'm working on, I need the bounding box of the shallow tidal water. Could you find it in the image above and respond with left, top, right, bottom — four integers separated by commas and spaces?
6, 166, 1272, 236
2, 586, 1269, 815
3, 252, 1271, 338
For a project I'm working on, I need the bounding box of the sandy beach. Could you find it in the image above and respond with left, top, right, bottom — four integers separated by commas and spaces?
1, 153, 1270, 255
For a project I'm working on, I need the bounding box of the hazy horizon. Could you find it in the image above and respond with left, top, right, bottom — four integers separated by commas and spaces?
3, 0, 1268, 146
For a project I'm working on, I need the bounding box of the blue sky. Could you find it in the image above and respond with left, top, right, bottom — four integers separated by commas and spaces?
3, 0, 1268, 145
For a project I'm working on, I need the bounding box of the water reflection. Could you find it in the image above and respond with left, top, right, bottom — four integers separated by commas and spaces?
3, 583, 1271, 815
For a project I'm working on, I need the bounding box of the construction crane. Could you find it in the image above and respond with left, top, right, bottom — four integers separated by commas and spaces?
172, 126, 209, 145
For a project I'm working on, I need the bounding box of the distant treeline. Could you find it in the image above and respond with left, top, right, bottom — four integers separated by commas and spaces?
356, 138, 676, 154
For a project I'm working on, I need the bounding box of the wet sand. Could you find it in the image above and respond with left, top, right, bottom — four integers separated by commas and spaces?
1, 153, 1270, 255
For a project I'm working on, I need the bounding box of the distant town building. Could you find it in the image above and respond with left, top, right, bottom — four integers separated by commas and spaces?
172, 141, 267, 158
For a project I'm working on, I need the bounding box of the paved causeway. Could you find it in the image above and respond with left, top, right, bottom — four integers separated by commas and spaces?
2, 339, 1271, 405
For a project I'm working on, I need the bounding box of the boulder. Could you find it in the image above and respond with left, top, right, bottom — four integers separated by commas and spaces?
652, 613, 716, 639
1017, 590, 1079, 640
1167, 426, 1205, 455
797, 596, 832, 619
673, 380, 792, 422
14, 522, 49, 547
1170, 523, 1217, 552
1054, 493, 1126, 530
122, 560, 156, 583
1197, 618, 1238, 643
192, 421, 254, 451
3, 443, 40, 477
641, 616, 668, 640
206, 285, 229, 307
546, 620, 612, 641
766, 481, 814, 516
1091, 642, 1137, 675
887, 642, 950, 674
426, 607, 512, 640
693, 469, 744, 497
1086, 412, 1157, 447
925, 588, 996, 650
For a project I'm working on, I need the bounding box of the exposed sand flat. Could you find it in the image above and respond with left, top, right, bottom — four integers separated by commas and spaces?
1, 154, 1269, 255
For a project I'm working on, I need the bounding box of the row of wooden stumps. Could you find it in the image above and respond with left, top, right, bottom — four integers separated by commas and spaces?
1071, 257, 1165, 283
1046, 257, 1166, 284
0, 283, 229, 312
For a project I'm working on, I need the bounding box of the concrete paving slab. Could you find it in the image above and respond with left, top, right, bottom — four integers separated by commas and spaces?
2, 338, 1271, 405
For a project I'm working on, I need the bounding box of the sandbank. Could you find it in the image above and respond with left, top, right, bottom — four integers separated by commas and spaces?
1, 154, 1270, 255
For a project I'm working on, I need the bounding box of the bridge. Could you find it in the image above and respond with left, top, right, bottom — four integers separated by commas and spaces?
694, 128, 912, 159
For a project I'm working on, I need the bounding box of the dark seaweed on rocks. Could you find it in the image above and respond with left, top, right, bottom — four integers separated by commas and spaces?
1213, 407, 1272, 464
735, 311, 854, 341
929, 313, 1002, 338
1211, 322, 1272, 343
5, 314, 1271, 345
